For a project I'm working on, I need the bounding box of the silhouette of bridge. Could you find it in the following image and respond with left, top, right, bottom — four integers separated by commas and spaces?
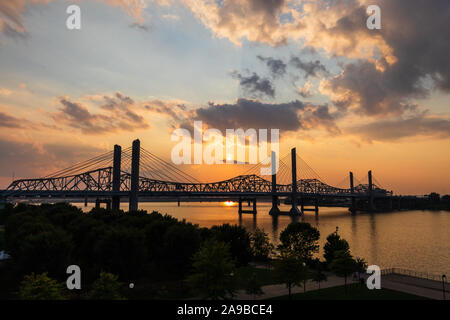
1, 139, 411, 215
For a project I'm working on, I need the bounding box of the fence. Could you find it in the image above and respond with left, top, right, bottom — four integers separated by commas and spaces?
381, 267, 448, 283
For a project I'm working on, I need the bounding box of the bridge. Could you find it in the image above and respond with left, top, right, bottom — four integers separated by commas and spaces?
0, 139, 413, 215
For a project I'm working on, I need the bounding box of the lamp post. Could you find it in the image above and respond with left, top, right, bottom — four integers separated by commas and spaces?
303, 262, 307, 293
442, 274, 446, 300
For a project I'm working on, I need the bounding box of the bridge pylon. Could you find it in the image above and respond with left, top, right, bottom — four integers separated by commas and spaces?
269, 151, 280, 216
112, 144, 122, 211
129, 139, 140, 212
289, 148, 302, 216
368, 170, 375, 212
349, 171, 356, 214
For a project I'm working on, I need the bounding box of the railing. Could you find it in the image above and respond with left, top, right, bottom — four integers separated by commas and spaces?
381, 268, 448, 283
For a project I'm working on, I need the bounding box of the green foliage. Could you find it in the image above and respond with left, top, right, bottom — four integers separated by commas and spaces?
93, 226, 147, 281
278, 222, 320, 262
323, 231, 350, 265
273, 250, 307, 299
329, 250, 358, 291
89, 272, 126, 300
250, 227, 274, 262
162, 223, 201, 274
245, 273, 264, 298
311, 268, 327, 289
211, 224, 252, 266
186, 239, 236, 300
19, 272, 65, 300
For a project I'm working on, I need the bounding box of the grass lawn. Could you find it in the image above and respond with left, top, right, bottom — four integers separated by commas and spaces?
234, 265, 278, 288
271, 283, 429, 300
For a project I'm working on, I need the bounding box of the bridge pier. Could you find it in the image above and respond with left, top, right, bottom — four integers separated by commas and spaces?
269, 151, 280, 216
349, 171, 356, 214
112, 144, 122, 211
129, 139, 140, 212
289, 148, 301, 216
368, 170, 375, 212
95, 198, 111, 210
314, 198, 319, 216
238, 197, 257, 214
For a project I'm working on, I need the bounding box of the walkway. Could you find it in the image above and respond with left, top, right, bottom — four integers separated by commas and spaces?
234, 272, 447, 300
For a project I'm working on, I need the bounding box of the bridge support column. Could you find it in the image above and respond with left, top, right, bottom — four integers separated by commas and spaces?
269, 151, 280, 216
239, 197, 257, 214
112, 144, 122, 211
349, 171, 356, 214
289, 148, 301, 216
129, 139, 140, 212
368, 170, 375, 212
314, 198, 319, 216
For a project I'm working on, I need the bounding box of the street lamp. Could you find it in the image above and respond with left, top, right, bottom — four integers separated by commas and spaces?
302, 262, 307, 293
442, 274, 446, 300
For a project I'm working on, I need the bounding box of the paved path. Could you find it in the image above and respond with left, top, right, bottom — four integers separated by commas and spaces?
234, 274, 348, 300
235, 273, 447, 300
380, 274, 447, 300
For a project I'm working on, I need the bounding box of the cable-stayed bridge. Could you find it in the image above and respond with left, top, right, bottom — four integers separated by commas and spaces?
1, 139, 412, 215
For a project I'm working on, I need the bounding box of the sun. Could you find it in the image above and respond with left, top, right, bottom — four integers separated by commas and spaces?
223, 201, 237, 207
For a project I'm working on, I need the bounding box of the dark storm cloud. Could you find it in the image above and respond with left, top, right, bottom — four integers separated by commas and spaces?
289, 57, 328, 78
231, 71, 276, 98
53, 92, 149, 134
192, 98, 339, 134
324, 0, 450, 117
257, 55, 287, 78
348, 115, 450, 142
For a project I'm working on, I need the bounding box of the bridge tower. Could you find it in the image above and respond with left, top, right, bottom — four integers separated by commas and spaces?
269, 151, 280, 216
289, 148, 302, 216
129, 139, 140, 212
349, 171, 356, 214
368, 170, 375, 212
112, 144, 122, 211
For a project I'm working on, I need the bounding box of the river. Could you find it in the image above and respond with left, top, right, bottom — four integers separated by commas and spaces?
75, 201, 450, 275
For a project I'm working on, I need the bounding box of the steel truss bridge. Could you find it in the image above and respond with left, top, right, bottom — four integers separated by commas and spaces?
1, 139, 400, 215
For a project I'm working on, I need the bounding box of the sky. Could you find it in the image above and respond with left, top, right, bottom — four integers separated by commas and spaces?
0, 0, 449, 195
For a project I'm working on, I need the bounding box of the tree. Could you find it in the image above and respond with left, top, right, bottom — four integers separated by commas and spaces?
273, 250, 307, 299
186, 239, 236, 300
211, 224, 252, 266
89, 272, 126, 300
329, 250, 357, 293
250, 227, 274, 262
323, 229, 350, 266
93, 226, 147, 281
162, 223, 201, 274
19, 272, 65, 300
311, 268, 327, 290
245, 273, 264, 299
278, 222, 320, 262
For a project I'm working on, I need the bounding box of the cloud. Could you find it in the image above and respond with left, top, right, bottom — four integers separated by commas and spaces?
0, 0, 151, 37
0, 0, 50, 37
257, 55, 287, 78
296, 81, 313, 98
231, 71, 275, 98
191, 98, 339, 134
52, 92, 149, 134
0, 138, 104, 180
347, 115, 450, 142
184, 0, 301, 46
290, 57, 328, 79
0, 111, 25, 128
